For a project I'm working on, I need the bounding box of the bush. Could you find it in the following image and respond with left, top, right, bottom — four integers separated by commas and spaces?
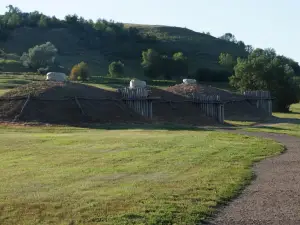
108, 61, 124, 77
70, 62, 89, 81
20, 42, 58, 70
141, 49, 188, 79
0, 59, 28, 72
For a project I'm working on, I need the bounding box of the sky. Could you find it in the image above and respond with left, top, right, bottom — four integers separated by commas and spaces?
1, 0, 299, 62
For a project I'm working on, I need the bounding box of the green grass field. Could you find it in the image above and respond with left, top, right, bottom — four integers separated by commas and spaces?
243, 104, 300, 136
0, 125, 283, 225
223, 101, 300, 137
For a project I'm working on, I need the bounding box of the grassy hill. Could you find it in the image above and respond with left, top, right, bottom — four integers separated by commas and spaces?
0, 8, 247, 77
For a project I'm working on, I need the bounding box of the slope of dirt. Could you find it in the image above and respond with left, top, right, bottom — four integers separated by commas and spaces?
150, 88, 218, 126
165, 84, 270, 121
224, 101, 269, 121
0, 82, 145, 124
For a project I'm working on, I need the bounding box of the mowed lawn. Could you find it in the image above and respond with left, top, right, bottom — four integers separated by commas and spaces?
0, 126, 283, 225
245, 103, 300, 137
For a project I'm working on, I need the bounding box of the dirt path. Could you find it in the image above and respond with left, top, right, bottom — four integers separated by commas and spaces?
209, 130, 300, 225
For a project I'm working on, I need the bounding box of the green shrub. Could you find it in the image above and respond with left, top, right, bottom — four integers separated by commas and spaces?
0, 59, 28, 72
108, 61, 125, 78
70, 62, 89, 81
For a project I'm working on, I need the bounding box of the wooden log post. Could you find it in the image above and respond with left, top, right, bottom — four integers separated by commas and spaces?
13, 94, 31, 122
119, 87, 153, 119
149, 100, 153, 119
218, 104, 225, 123
75, 96, 85, 115
243, 90, 272, 116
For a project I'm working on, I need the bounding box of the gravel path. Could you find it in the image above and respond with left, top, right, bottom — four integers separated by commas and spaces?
209, 130, 300, 225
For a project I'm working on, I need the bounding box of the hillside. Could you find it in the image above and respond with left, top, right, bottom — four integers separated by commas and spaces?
0, 7, 247, 77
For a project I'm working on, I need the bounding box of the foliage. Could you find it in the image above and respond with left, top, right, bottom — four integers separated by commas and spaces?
20, 42, 57, 70
0, 59, 27, 72
141, 49, 162, 78
237, 40, 246, 49
245, 45, 254, 54
141, 49, 188, 79
38, 15, 49, 28
170, 52, 188, 77
219, 33, 237, 43
70, 61, 89, 81
229, 48, 300, 112
277, 55, 300, 76
108, 61, 125, 77
0, 5, 147, 45
219, 53, 236, 71
194, 68, 232, 82
219, 33, 254, 55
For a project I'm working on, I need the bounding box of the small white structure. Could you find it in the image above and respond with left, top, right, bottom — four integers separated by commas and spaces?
46, 72, 67, 82
183, 79, 197, 84
129, 79, 147, 89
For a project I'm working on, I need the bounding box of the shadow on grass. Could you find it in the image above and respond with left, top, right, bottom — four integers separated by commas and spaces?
250, 125, 290, 131
75, 123, 225, 132
255, 115, 300, 125
227, 115, 300, 128
0, 121, 236, 132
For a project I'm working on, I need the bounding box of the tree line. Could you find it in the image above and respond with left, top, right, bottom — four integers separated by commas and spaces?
0, 5, 156, 45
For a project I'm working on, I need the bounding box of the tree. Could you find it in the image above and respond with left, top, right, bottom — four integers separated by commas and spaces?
3, 5, 22, 28
277, 55, 300, 76
219, 53, 236, 71
229, 48, 300, 112
171, 52, 188, 77
6, 5, 21, 14
219, 33, 237, 43
173, 52, 186, 61
20, 42, 57, 70
108, 61, 124, 77
64, 14, 79, 25
245, 45, 254, 53
27, 11, 42, 27
38, 15, 49, 27
70, 62, 89, 81
141, 50, 189, 79
237, 41, 246, 49
141, 49, 162, 78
